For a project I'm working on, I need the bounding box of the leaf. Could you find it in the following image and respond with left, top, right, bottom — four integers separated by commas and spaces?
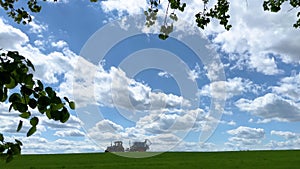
69, 101, 75, 110
37, 96, 50, 107
45, 109, 51, 119
9, 93, 22, 102
15, 139, 23, 146
50, 103, 64, 111
9, 104, 13, 112
28, 98, 37, 109
26, 59, 35, 71
37, 79, 44, 91
16, 120, 23, 132
27, 126, 37, 137
159, 34, 169, 40
0, 87, 8, 102
0, 133, 3, 142
45, 87, 55, 98
5, 77, 16, 89
11, 144, 21, 155
64, 97, 70, 103
15, 102, 28, 112
19, 111, 31, 119
60, 107, 70, 123
30, 117, 39, 126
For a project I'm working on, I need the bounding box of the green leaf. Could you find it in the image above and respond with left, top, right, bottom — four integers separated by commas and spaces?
37, 96, 50, 107
26, 59, 35, 71
27, 126, 37, 137
50, 103, 64, 111
11, 144, 21, 155
19, 111, 31, 119
21, 85, 33, 96
37, 79, 44, 91
45, 87, 55, 98
69, 101, 75, 110
64, 97, 70, 103
60, 107, 70, 123
9, 104, 13, 112
0, 133, 3, 142
15, 102, 28, 112
16, 120, 23, 132
5, 77, 16, 89
24, 74, 34, 88
15, 139, 23, 146
159, 34, 169, 40
28, 98, 37, 109
45, 109, 51, 119
9, 93, 22, 102
0, 87, 8, 102
30, 117, 39, 126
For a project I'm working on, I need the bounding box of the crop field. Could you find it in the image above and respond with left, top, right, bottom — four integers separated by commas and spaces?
1, 150, 300, 169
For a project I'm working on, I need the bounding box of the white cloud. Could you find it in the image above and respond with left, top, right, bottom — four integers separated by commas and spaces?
272, 72, 300, 101
227, 126, 265, 139
20, 136, 99, 154
51, 40, 68, 49
101, 0, 148, 16
266, 138, 300, 150
227, 120, 236, 126
0, 18, 29, 49
54, 129, 85, 137
100, 1, 300, 72
47, 0, 69, 3
158, 71, 172, 78
188, 63, 202, 82
270, 130, 297, 139
226, 126, 265, 149
41, 114, 83, 130
199, 77, 256, 100
28, 17, 48, 34
235, 93, 300, 122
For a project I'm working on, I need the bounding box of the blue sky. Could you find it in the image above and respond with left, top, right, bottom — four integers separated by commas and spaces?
1, 0, 300, 155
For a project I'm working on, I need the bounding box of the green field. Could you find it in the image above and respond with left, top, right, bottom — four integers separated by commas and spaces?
1, 150, 300, 169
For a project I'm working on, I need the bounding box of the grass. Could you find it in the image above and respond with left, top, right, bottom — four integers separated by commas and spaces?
1, 150, 300, 169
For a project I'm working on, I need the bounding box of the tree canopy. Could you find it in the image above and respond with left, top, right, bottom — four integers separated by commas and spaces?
0, 50, 75, 162
1, 0, 299, 39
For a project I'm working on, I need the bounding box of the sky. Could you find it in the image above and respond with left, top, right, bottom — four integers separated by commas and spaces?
0, 0, 300, 156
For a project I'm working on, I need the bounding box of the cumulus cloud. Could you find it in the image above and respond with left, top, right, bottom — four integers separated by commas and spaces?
272, 72, 300, 101
28, 17, 48, 34
266, 136, 300, 150
199, 77, 257, 100
0, 18, 29, 49
100, 0, 300, 74
158, 71, 172, 78
47, 0, 69, 3
226, 126, 265, 149
235, 93, 300, 122
51, 40, 68, 49
54, 129, 85, 137
40, 114, 83, 133
271, 130, 297, 140
101, 0, 148, 16
187, 63, 202, 82
20, 136, 99, 154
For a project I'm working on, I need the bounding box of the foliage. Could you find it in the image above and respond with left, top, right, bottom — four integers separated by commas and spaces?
0, 50, 75, 163
1, 0, 299, 39
263, 0, 300, 28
